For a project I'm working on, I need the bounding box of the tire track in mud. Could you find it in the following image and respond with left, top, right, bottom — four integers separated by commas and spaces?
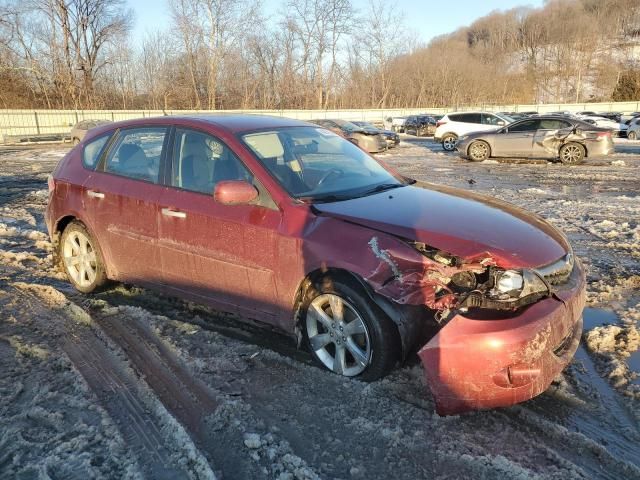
90, 306, 269, 479
3, 280, 214, 480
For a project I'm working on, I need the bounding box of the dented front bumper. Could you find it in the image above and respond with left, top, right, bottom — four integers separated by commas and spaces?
418, 259, 585, 415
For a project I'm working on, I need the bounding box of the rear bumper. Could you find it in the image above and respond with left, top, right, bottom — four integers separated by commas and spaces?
418, 260, 586, 415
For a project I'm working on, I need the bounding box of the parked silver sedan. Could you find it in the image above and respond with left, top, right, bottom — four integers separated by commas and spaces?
456, 116, 614, 164
70, 119, 112, 144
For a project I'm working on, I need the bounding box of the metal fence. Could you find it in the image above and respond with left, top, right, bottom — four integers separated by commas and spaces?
2, 100, 640, 143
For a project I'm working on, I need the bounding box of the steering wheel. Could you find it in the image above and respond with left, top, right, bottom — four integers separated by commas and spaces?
316, 168, 344, 188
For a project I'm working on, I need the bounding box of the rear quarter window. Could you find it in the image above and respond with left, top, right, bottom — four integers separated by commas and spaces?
82, 134, 111, 170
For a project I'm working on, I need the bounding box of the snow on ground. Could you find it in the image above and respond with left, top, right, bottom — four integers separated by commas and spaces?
0, 141, 639, 479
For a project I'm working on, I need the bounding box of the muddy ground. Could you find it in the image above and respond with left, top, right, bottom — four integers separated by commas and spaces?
0, 138, 639, 480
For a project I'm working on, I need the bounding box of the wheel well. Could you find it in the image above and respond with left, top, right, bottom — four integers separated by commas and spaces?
442, 132, 457, 139
55, 215, 76, 236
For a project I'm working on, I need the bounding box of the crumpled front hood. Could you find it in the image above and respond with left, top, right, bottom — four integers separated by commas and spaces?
314, 182, 568, 268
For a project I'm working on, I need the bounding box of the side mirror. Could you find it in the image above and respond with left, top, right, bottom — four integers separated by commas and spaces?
214, 180, 258, 205
497, 120, 506, 126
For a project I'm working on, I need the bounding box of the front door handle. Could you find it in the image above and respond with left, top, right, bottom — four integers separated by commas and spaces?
161, 207, 187, 219
87, 190, 105, 199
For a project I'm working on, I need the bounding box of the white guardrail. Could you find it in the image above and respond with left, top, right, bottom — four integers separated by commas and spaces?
1, 101, 639, 142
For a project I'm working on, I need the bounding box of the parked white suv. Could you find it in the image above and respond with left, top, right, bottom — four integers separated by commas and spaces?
435, 112, 513, 151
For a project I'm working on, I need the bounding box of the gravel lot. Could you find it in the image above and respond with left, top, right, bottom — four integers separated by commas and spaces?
0, 138, 639, 479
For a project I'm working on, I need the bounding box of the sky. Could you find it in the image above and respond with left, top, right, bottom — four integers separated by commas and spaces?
129, 0, 546, 46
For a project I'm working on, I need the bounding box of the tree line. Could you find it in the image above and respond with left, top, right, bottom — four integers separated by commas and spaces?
1, 0, 639, 111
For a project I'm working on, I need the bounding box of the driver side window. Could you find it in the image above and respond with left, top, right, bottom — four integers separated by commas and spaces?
508, 120, 540, 132
171, 129, 252, 195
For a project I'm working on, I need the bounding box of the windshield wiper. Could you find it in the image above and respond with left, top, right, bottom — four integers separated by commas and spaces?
298, 193, 355, 204
359, 183, 405, 196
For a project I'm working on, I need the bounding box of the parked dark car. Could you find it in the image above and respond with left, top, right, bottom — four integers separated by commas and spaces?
595, 112, 622, 123
351, 121, 400, 147
456, 116, 614, 164
309, 119, 387, 153
404, 115, 436, 137
47, 114, 585, 415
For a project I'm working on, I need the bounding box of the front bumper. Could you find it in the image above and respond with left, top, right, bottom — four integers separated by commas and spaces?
418, 259, 586, 415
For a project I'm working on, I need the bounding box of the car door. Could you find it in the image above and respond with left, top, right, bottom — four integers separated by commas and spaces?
492, 119, 540, 157
83, 126, 169, 284
532, 118, 573, 158
157, 127, 283, 317
454, 113, 482, 135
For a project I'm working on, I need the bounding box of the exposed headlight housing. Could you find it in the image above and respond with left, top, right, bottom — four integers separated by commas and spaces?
489, 269, 549, 301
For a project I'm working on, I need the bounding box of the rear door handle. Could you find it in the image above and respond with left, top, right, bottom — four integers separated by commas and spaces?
87, 190, 105, 199
161, 207, 187, 219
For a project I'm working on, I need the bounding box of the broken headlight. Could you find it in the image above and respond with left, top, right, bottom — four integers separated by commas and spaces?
489, 269, 549, 301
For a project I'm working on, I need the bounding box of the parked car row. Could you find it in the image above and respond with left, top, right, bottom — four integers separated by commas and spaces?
309, 119, 388, 153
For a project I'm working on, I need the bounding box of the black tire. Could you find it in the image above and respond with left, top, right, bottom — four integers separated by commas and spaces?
59, 221, 108, 293
441, 133, 457, 151
559, 142, 585, 165
628, 131, 637, 140
467, 140, 491, 161
302, 276, 400, 382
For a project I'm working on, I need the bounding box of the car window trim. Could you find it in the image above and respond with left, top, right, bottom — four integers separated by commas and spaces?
164, 125, 279, 210
96, 125, 171, 186
81, 131, 116, 172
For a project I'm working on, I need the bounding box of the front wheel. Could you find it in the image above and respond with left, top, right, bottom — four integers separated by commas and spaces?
59, 221, 108, 293
442, 134, 457, 151
467, 140, 490, 161
628, 131, 637, 140
559, 142, 585, 165
302, 278, 399, 381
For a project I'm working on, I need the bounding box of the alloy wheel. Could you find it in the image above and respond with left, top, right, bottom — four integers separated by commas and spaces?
442, 136, 457, 151
469, 141, 489, 161
561, 144, 583, 164
306, 293, 371, 376
62, 230, 98, 288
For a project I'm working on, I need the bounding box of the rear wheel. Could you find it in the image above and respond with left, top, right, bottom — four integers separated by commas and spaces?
60, 221, 108, 293
628, 130, 637, 140
442, 134, 458, 151
467, 140, 490, 161
302, 278, 399, 381
559, 142, 585, 165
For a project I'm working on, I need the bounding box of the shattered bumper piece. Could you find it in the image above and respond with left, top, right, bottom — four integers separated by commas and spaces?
419, 260, 585, 415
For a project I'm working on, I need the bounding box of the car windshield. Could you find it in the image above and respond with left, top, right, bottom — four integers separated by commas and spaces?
241, 126, 408, 203
333, 119, 364, 133
497, 114, 515, 124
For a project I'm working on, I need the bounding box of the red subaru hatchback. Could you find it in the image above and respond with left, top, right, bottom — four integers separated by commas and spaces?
46, 115, 585, 415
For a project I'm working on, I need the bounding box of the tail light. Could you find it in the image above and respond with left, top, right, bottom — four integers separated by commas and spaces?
47, 175, 55, 192
436, 120, 447, 127
596, 131, 611, 139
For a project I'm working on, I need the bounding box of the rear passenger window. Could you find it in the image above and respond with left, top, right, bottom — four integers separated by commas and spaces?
457, 114, 481, 123
82, 135, 110, 170
171, 128, 252, 195
105, 127, 167, 183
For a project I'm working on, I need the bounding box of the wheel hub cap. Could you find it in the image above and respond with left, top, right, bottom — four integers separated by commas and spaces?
63, 231, 97, 288
306, 294, 371, 377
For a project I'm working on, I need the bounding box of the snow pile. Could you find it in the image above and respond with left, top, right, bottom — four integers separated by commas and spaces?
585, 323, 640, 398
